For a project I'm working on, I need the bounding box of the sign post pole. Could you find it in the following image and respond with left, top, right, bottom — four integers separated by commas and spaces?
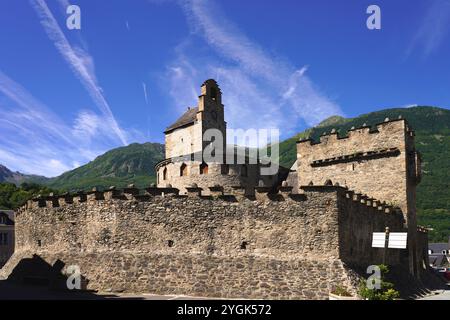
383, 227, 390, 265
372, 229, 407, 264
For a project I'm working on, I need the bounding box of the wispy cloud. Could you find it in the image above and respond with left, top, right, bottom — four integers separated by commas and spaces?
162, 0, 342, 137
142, 82, 149, 105
0, 71, 139, 177
30, 0, 128, 145
165, 41, 200, 113
407, 0, 450, 58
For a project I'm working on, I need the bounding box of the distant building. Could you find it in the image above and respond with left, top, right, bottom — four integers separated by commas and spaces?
428, 239, 450, 269
0, 210, 14, 268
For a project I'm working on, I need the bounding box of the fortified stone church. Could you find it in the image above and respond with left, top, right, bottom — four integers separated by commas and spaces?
0, 79, 432, 299
156, 79, 289, 195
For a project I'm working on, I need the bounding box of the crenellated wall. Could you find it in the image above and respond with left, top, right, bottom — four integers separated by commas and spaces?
296, 118, 419, 219
1, 183, 410, 299
296, 118, 423, 277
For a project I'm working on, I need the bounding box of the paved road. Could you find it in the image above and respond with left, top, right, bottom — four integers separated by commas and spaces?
0, 280, 220, 300
2, 280, 449, 300
418, 289, 450, 300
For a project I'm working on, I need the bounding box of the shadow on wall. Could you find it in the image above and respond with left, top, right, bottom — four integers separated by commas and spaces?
7, 255, 80, 289
0, 255, 105, 299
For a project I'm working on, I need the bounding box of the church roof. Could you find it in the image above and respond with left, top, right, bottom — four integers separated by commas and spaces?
164, 107, 198, 133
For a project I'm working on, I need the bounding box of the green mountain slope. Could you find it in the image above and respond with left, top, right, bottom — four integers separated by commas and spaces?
0, 164, 49, 185
47, 142, 164, 190
277, 106, 450, 242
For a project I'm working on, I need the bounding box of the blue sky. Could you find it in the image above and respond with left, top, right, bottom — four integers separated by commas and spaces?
0, 0, 449, 177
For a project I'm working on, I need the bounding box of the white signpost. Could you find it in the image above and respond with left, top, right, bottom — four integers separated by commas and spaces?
372, 232, 386, 248
388, 232, 408, 249
371, 228, 408, 264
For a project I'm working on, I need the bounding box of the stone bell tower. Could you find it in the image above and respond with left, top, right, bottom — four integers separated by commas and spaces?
197, 79, 227, 157
163, 79, 227, 160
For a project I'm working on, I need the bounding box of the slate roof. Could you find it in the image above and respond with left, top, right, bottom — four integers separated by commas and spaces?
165, 107, 198, 133
0, 210, 14, 225
429, 243, 449, 254
429, 255, 447, 267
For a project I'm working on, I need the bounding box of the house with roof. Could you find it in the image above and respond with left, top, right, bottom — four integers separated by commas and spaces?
0, 210, 14, 268
428, 239, 450, 269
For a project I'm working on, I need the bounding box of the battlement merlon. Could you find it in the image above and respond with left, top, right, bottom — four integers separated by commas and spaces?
295, 117, 420, 218
296, 117, 414, 147
294, 116, 422, 277
13, 183, 407, 275
18, 183, 403, 221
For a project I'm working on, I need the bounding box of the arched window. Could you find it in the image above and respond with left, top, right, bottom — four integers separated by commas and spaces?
180, 163, 188, 177
210, 87, 217, 101
163, 167, 167, 180
241, 165, 248, 177
221, 164, 229, 175
200, 162, 208, 175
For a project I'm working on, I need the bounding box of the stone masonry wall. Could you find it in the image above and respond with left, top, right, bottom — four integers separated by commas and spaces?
296, 118, 423, 277
1, 184, 407, 299
156, 161, 281, 195
297, 119, 417, 218
333, 186, 406, 267
165, 121, 203, 159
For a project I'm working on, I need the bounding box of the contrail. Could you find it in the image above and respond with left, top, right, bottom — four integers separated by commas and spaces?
30, 0, 128, 145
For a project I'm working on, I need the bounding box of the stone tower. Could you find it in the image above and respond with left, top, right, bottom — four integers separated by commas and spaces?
296, 118, 422, 277
164, 79, 226, 160
198, 79, 226, 155
156, 79, 289, 194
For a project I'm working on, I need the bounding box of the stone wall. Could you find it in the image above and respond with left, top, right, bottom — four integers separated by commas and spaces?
156, 160, 287, 195
333, 186, 406, 267
416, 227, 429, 269
1, 184, 408, 299
296, 118, 419, 218
296, 118, 423, 277
165, 121, 203, 159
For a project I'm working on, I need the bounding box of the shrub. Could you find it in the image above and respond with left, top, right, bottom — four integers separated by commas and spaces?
358, 264, 400, 300
331, 285, 352, 297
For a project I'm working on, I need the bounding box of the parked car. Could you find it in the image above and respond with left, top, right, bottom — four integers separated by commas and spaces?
437, 268, 450, 281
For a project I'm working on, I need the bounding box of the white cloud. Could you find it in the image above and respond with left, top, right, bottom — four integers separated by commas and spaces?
142, 82, 149, 105
72, 110, 105, 142
166, 44, 199, 112
0, 149, 69, 177
407, 0, 450, 57
30, 0, 128, 145
163, 0, 343, 138
213, 67, 284, 130
48, 159, 72, 174
0, 71, 140, 177
0, 70, 73, 146
282, 66, 308, 100
403, 104, 419, 109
